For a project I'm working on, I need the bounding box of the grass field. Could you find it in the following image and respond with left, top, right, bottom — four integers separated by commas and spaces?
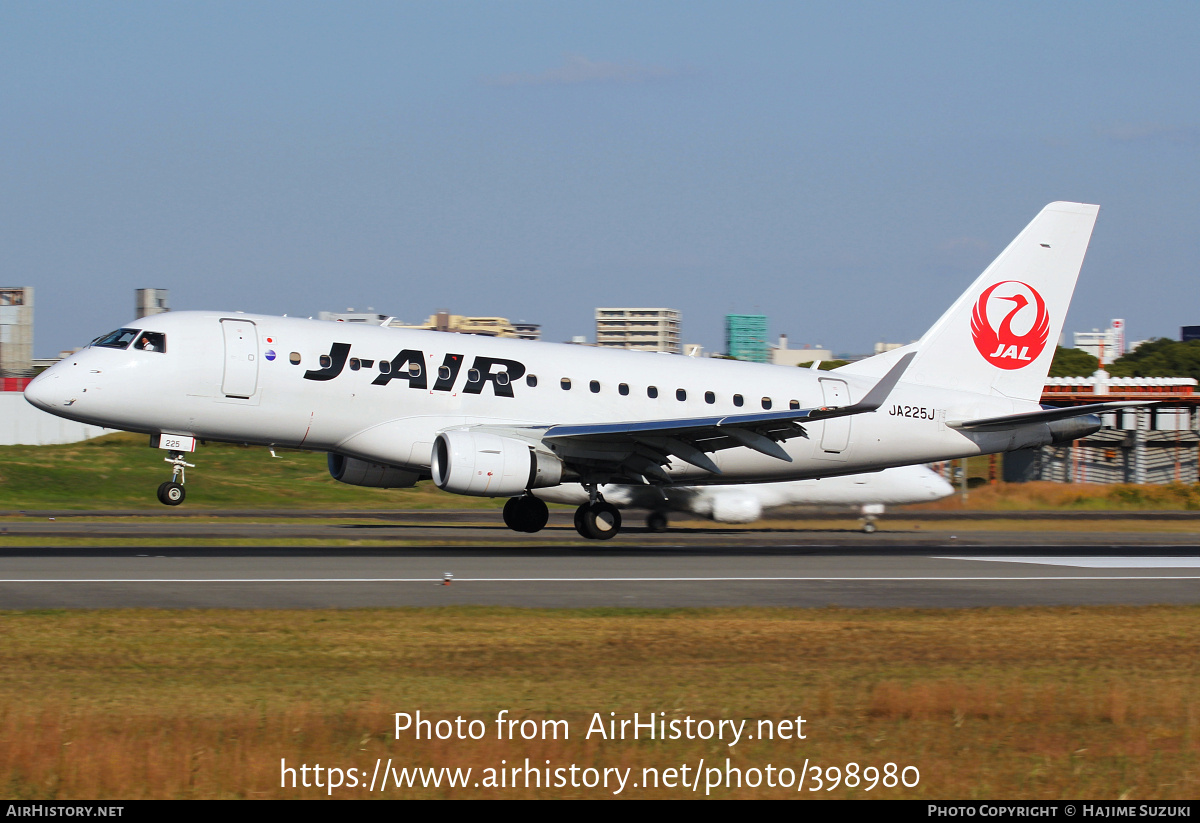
0, 434, 503, 510
2, 438, 1198, 799
0, 606, 1197, 799
2, 433, 1199, 513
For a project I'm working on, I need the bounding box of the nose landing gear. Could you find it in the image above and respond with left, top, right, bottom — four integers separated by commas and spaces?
156, 451, 194, 506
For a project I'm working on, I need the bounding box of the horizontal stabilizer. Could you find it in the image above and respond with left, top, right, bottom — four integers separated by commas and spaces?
948, 401, 1156, 432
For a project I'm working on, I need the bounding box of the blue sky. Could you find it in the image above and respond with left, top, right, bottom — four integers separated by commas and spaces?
3, 1, 1198, 356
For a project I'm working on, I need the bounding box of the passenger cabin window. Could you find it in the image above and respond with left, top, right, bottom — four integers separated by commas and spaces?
408, 362, 422, 377
790, 399, 800, 410
379, 361, 392, 374
647, 386, 658, 399
704, 391, 715, 404
289, 352, 301, 365
439, 365, 451, 381
761, 397, 773, 410
618, 383, 629, 396
733, 394, 744, 407
590, 380, 600, 393
676, 389, 687, 401
319, 354, 332, 369
526, 374, 538, 387
561, 378, 572, 390
349, 358, 361, 371
496, 371, 510, 386
467, 368, 481, 383
135, 332, 166, 353
93, 328, 141, 350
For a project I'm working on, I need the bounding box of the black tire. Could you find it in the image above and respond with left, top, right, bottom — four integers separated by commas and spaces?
520, 496, 549, 533
577, 501, 621, 540
157, 481, 185, 506
502, 497, 523, 531
862, 521, 877, 534
646, 511, 669, 533
503, 496, 550, 533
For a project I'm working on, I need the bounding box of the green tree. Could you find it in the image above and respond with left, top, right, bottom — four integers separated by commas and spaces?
1109, 338, 1200, 381
1047, 346, 1098, 377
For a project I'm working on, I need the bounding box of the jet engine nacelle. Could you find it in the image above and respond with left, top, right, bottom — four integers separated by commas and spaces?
327, 453, 420, 488
431, 430, 563, 497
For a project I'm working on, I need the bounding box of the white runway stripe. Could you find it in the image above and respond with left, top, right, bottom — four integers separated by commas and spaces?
1, 575, 1199, 583
939, 556, 1200, 569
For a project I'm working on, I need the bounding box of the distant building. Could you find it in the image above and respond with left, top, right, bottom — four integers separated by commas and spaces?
0, 287, 33, 376
771, 334, 832, 367
1007, 374, 1200, 485
320, 309, 541, 340
511, 322, 542, 342
873, 341, 906, 355
135, 288, 170, 319
318, 309, 388, 325
1073, 319, 1126, 364
725, 314, 768, 362
1182, 326, 1200, 342
595, 308, 681, 353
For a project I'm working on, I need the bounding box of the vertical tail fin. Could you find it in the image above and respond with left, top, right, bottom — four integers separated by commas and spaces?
843, 202, 1099, 402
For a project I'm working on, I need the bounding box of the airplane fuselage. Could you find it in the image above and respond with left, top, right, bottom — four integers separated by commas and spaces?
27, 310, 1049, 485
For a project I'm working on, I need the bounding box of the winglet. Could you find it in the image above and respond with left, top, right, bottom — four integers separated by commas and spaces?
811, 351, 915, 421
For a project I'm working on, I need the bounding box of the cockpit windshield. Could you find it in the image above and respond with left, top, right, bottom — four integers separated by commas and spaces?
135, 331, 167, 353
91, 328, 141, 350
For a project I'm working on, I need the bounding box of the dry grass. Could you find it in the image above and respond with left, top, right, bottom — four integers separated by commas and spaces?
0, 606, 1198, 798
913, 480, 1200, 512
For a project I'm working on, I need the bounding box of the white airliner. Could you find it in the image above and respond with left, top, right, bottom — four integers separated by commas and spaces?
534, 464, 954, 532
25, 202, 1146, 539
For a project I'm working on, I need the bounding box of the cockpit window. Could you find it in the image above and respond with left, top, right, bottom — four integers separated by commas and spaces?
135, 332, 167, 353
92, 328, 141, 350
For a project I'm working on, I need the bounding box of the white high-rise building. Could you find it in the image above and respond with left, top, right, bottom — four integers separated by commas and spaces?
1073, 319, 1126, 364
135, 288, 170, 319
0, 287, 33, 376
595, 308, 681, 353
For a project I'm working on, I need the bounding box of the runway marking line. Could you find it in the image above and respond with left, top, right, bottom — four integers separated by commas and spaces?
937, 556, 1200, 568
2, 576, 1200, 583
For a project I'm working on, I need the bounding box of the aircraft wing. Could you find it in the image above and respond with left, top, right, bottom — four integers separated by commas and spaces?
948, 400, 1156, 432
493, 353, 914, 481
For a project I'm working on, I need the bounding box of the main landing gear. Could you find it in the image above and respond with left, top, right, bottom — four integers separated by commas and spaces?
156, 450, 194, 506
573, 485, 622, 540
502, 495, 550, 533
646, 511, 669, 533
503, 487, 624, 540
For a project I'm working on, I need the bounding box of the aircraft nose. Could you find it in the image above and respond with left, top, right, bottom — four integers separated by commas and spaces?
23, 372, 57, 412
23, 370, 73, 413
926, 473, 955, 500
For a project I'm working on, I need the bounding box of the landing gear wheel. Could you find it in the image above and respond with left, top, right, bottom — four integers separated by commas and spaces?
862, 521, 877, 533
575, 501, 622, 540
157, 481, 185, 506
503, 495, 550, 533
646, 511, 669, 533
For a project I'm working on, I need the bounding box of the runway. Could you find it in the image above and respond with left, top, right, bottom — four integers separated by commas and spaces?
0, 510, 1197, 609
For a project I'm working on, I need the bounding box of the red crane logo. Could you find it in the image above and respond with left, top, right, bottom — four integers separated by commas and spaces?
970, 280, 1050, 370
